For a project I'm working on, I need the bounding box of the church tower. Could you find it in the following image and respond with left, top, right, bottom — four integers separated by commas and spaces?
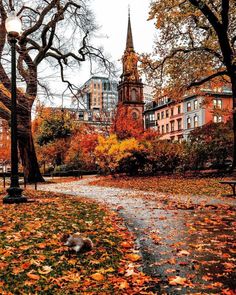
117, 10, 144, 129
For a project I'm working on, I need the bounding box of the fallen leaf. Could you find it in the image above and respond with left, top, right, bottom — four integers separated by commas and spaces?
126, 254, 141, 262
119, 280, 130, 289
169, 276, 187, 286
177, 250, 190, 256
38, 265, 52, 274
27, 272, 40, 280
90, 273, 105, 281
120, 241, 132, 248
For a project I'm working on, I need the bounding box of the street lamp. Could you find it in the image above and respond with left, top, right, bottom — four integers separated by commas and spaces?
3, 11, 27, 204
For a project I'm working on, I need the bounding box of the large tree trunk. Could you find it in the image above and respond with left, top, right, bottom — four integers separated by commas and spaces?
232, 74, 236, 172
18, 107, 44, 183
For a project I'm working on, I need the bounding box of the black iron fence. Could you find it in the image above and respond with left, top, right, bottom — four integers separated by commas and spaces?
0, 170, 97, 190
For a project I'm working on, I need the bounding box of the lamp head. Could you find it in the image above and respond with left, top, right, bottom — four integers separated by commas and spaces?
5, 11, 22, 38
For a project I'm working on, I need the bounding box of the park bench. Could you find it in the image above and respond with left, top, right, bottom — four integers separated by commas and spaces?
219, 180, 236, 197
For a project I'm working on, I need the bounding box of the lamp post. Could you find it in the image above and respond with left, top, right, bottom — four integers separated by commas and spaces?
3, 11, 27, 204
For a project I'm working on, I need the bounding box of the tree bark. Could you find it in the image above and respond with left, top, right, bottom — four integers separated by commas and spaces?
17, 108, 44, 183
231, 73, 236, 171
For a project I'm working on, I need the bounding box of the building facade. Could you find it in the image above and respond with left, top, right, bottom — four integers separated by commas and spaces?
144, 88, 232, 141
73, 76, 118, 124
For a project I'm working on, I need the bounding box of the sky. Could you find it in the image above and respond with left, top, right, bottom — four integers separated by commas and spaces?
39, 0, 156, 107
90, 0, 155, 69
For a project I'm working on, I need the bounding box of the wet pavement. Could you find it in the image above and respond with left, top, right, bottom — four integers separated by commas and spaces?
37, 177, 236, 294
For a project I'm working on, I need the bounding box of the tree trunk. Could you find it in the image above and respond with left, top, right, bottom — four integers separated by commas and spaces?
17, 108, 44, 183
231, 73, 236, 172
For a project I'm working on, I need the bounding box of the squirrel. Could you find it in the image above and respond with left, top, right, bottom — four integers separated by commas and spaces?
62, 232, 93, 253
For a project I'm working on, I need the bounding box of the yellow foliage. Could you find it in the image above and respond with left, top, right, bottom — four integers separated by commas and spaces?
95, 134, 144, 174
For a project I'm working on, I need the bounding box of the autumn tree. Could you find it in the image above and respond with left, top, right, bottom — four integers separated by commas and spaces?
95, 134, 144, 175
33, 108, 75, 169
0, 0, 113, 182
65, 124, 98, 170
112, 104, 144, 140
142, 0, 236, 168
188, 121, 233, 168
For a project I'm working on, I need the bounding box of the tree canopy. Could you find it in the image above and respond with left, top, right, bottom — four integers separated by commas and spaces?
0, 0, 113, 182
142, 0, 236, 168
142, 0, 235, 97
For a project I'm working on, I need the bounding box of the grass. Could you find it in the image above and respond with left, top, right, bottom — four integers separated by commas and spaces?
89, 175, 233, 198
0, 190, 154, 294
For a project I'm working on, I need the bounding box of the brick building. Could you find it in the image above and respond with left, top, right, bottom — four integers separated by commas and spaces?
144, 87, 232, 141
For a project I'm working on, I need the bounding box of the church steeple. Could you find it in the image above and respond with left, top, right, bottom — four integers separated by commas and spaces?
115, 7, 144, 134
121, 10, 140, 82
126, 9, 134, 51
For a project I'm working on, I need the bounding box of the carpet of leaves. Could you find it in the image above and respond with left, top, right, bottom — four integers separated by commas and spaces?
0, 190, 157, 294
88, 176, 236, 294
90, 175, 232, 197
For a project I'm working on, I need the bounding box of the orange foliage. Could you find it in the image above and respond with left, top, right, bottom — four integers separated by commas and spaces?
65, 128, 98, 169
112, 104, 143, 140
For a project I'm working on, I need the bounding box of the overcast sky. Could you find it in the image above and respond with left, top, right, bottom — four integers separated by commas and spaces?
38, 0, 156, 107
91, 0, 155, 65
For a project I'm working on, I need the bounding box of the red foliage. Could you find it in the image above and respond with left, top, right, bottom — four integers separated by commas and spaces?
111, 104, 143, 139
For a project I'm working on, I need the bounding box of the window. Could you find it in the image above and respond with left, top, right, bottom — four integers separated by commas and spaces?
213, 99, 222, 109
187, 117, 191, 129
157, 126, 160, 133
177, 105, 181, 114
161, 111, 164, 119
78, 111, 84, 120
88, 111, 92, 121
194, 116, 198, 128
132, 112, 138, 119
149, 113, 155, 121
171, 108, 174, 116
166, 124, 169, 133
177, 119, 182, 130
213, 115, 222, 123
131, 89, 137, 101
194, 100, 198, 110
161, 125, 165, 134
166, 110, 169, 118
94, 83, 96, 89
187, 102, 191, 112
157, 113, 160, 120
170, 121, 174, 132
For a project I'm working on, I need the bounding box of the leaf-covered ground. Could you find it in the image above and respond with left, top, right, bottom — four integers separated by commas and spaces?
0, 190, 156, 294
89, 175, 233, 197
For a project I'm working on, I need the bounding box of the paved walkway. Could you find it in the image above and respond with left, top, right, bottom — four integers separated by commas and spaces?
37, 177, 236, 294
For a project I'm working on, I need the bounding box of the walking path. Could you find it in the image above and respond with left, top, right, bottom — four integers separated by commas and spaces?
37, 177, 236, 294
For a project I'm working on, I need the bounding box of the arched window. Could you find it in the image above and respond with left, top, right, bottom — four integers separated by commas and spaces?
194, 115, 198, 128
131, 89, 137, 101
132, 111, 138, 119
187, 117, 191, 129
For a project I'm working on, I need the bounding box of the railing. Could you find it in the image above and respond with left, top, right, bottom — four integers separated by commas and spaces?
0, 170, 96, 190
